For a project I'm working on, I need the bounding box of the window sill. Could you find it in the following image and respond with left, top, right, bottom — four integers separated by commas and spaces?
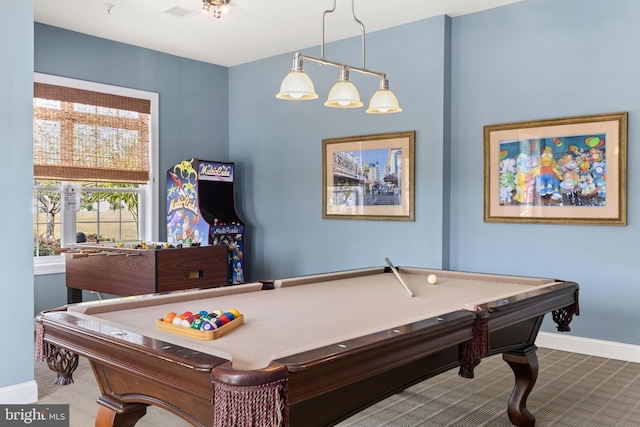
34, 257, 65, 275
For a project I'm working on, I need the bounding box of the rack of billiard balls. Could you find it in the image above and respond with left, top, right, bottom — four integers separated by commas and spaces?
156, 308, 244, 340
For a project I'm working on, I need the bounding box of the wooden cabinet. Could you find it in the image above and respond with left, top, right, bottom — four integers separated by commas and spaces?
65, 244, 228, 303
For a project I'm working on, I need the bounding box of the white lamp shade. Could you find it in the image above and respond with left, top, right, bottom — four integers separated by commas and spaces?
276, 71, 318, 100
366, 89, 402, 114
324, 81, 363, 108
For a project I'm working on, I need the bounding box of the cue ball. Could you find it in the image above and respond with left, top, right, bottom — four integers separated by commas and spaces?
427, 274, 438, 285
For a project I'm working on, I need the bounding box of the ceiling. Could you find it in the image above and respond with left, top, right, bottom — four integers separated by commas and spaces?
34, 0, 523, 67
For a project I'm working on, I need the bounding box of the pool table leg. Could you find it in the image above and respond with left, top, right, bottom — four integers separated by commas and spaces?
96, 396, 148, 427
45, 346, 79, 386
503, 345, 538, 427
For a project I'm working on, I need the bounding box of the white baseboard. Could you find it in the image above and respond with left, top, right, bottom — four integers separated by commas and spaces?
536, 332, 640, 363
0, 380, 38, 404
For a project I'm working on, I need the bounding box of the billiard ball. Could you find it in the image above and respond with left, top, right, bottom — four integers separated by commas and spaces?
427, 274, 438, 285
183, 314, 203, 327
172, 315, 185, 326
163, 312, 177, 323
227, 308, 241, 318
200, 320, 217, 331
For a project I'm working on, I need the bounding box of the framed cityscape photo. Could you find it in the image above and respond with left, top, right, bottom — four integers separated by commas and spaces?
322, 131, 415, 221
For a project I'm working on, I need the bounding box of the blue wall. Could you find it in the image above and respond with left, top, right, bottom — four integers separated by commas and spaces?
32, 23, 233, 321
230, 16, 452, 280
449, 0, 640, 344
229, 0, 640, 346
35, 23, 231, 230
1, 1, 34, 392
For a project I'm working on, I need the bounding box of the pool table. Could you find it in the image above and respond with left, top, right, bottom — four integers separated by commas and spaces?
36, 266, 579, 427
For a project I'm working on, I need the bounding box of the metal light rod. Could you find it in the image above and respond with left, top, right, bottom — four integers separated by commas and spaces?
296, 52, 385, 80
322, 0, 366, 68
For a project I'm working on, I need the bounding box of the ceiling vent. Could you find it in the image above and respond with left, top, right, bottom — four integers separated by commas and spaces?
163, 6, 199, 18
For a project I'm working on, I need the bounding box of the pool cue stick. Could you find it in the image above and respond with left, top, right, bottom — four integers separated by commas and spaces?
385, 257, 414, 297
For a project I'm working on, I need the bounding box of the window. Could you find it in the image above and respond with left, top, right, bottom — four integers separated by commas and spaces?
33, 74, 159, 275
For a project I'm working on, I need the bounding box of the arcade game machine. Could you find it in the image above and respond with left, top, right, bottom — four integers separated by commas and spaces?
167, 159, 246, 284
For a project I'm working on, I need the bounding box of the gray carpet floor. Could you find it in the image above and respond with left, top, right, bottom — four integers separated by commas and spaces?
36, 348, 640, 426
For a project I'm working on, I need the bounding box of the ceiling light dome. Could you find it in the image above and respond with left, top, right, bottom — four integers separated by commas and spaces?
276, 58, 318, 100
366, 79, 402, 114
324, 69, 363, 108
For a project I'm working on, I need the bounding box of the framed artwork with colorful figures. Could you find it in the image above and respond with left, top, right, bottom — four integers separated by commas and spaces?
484, 112, 627, 225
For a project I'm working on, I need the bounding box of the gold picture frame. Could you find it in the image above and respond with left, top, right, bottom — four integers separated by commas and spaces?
484, 112, 627, 225
322, 131, 415, 221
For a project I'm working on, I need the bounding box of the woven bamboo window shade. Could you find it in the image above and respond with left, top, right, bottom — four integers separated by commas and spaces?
33, 83, 151, 184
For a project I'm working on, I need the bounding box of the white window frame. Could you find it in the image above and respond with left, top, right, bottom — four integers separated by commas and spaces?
33, 73, 159, 275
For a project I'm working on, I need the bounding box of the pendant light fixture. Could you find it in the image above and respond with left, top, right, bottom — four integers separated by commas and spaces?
276, 0, 402, 114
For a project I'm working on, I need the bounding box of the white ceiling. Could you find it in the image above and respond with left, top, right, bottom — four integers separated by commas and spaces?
34, 0, 524, 67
